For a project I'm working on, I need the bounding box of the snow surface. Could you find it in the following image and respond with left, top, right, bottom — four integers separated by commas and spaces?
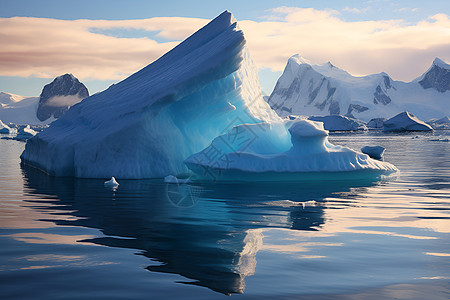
267, 55, 450, 121
383, 111, 433, 132
436, 116, 450, 124
361, 146, 385, 160
427, 116, 450, 130
185, 119, 397, 181
0, 120, 13, 134
21, 11, 280, 179
0, 93, 51, 125
308, 115, 367, 131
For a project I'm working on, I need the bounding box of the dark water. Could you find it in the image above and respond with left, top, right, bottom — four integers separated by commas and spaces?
0, 132, 449, 299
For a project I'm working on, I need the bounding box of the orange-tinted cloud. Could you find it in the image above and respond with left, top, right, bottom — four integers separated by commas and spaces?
0, 8, 449, 82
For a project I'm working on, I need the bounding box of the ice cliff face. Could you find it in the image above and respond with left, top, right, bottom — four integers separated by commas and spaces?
267, 55, 450, 121
21, 11, 280, 179
418, 58, 450, 93
37, 74, 89, 121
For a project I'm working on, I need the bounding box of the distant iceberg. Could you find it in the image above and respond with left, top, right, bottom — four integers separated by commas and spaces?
0, 120, 13, 134
427, 116, 450, 130
383, 111, 433, 132
185, 119, 398, 181
308, 115, 367, 131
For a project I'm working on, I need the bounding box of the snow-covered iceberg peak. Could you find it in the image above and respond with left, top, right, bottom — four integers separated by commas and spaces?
383, 111, 433, 132
288, 120, 328, 155
185, 119, 398, 182
21, 11, 279, 179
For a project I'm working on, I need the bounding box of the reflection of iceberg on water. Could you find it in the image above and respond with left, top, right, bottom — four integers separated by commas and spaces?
20, 10, 397, 182
21, 166, 378, 295
147, 229, 263, 295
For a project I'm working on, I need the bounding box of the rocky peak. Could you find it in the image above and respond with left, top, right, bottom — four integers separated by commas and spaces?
37, 74, 89, 121
418, 57, 450, 93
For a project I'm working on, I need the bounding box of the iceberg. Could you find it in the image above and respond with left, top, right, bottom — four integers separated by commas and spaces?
361, 146, 385, 160
21, 11, 398, 181
0, 120, 13, 134
308, 115, 367, 131
21, 11, 280, 178
15, 125, 37, 140
427, 116, 450, 130
185, 119, 397, 181
367, 118, 386, 129
383, 111, 433, 132
104, 177, 119, 188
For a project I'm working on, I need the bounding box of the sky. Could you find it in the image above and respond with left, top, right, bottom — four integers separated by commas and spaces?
0, 0, 449, 96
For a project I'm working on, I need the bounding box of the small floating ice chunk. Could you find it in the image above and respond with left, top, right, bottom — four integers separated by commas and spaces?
361, 146, 385, 160
13, 125, 37, 140
429, 137, 450, 142
0, 120, 13, 134
302, 200, 317, 208
104, 177, 119, 188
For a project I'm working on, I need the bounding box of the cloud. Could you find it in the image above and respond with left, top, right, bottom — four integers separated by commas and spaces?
342, 6, 371, 14
395, 7, 419, 13
240, 8, 450, 81
0, 17, 206, 80
45, 95, 84, 107
0, 8, 449, 83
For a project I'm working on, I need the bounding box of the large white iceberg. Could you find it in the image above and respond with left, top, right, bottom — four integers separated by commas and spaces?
21, 11, 279, 178
21, 11, 397, 181
185, 119, 397, 181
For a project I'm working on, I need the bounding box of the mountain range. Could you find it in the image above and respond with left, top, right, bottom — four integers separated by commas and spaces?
267, 55, 450, 121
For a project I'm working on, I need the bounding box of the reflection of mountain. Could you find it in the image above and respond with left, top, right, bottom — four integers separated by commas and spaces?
22, 166, 377, 295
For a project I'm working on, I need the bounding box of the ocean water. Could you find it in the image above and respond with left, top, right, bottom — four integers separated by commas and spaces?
0, 132, 449, 299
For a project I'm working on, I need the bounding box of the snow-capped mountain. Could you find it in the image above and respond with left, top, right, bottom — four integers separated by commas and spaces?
37, 73, 89, 121
418, 58, 450, 93
0, 92, 42, 125
0, 91, 26, 106
267, 55, 450, 121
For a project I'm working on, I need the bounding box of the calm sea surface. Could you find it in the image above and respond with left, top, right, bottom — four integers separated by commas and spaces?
0, 132, 449, 299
